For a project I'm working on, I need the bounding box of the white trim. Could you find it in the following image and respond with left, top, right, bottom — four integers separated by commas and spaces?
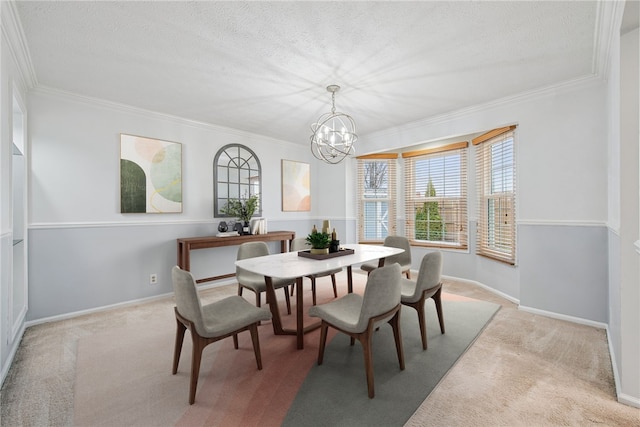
0, 1, 37, 89
517, 219, 607, 227
24, 277, 236, 327
518, 305, 607, 330
0, 322, 25, 388
606, 326, 640, 408
363, 75, 601, 142
31, 86, 301, 147
441, 275, 520, 305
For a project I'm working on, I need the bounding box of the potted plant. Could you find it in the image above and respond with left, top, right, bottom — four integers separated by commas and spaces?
221, 195, 258, 234
306, 230, 331, 255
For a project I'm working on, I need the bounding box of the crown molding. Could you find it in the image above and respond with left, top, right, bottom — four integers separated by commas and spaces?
593, 0, 626, 79
1, 1, 37, 89
363, 74, 602, 142
30, 85, 301, 148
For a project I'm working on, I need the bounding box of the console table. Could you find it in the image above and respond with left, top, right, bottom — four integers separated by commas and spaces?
176, 231, 296, 283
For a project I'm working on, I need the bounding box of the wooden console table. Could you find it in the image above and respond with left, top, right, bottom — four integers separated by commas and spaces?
176, 231, 295, 283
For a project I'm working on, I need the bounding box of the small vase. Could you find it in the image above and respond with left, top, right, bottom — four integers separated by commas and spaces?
310, 248, 329, 255
242, 221, 251, 235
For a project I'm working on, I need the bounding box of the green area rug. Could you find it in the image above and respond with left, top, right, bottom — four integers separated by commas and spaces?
282, 297, 500, 426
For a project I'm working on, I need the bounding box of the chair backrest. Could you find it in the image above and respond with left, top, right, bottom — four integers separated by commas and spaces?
383, 235, 411, 266
356, 263, 402, 331
291, 237, 311, 252
171, 266, 206, 334
236, 241, 270, 281
413, 251, 443, 296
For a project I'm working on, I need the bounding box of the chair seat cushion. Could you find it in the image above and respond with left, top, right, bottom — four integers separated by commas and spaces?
238, 274, 295, 293
400, 277, 441, 304
200, 296, 272, 337
309, 293, 364, 333
361, 261, 410, 273
308, 268, 342, 279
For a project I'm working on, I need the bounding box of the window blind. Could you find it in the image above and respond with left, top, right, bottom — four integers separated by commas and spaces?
473, 126, 517, 264
357, 155, 397, 243
403, 142, 468, 249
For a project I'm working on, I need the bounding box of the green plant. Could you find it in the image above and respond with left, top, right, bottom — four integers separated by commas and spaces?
306, 230, 331, 249
221, 195, 258, 223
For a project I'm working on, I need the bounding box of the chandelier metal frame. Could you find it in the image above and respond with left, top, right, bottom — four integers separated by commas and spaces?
310, 85, 358, 164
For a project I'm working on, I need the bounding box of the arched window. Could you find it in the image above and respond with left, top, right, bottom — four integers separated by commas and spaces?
213, 144, 261, 217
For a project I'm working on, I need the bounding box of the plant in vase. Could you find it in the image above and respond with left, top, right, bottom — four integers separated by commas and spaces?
220, 195, 258, 234
306, 229, 331, 254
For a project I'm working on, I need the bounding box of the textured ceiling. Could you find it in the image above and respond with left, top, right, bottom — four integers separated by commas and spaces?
16, 1, 604, 145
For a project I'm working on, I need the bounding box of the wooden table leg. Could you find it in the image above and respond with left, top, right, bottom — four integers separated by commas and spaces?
296, 276, 304, 349
264, 276, 284, 334
347, 265, 353, 293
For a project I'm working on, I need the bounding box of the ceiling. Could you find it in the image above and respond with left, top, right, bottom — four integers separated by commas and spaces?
12, 1, 630, 146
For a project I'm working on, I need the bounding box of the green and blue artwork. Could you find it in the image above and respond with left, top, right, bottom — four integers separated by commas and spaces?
120, 134, 182, 213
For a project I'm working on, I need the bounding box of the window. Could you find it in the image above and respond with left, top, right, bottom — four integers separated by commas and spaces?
403, 142, 468, 249
357, 155, 397, 242
214, 144, 261, 217
473, 126, 516, 264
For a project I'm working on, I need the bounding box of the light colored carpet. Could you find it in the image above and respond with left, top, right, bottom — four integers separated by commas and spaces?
1, 271, 638, 426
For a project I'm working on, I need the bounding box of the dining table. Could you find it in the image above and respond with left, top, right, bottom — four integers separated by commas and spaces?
234, 243, 404, 349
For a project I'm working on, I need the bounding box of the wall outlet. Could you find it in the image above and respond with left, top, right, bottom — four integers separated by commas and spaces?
149, 273, 158, 285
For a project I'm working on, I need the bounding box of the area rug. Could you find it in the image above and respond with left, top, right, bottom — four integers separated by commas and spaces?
73, 273, 499, 427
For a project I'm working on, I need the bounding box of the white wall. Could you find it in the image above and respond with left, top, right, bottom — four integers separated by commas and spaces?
26, 88, 353, 321
362, 78, 609, 322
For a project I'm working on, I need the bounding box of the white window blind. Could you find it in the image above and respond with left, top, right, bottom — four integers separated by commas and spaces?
474, 126, 517, 264
357, 155, 397, 242
403, 142, 468, 249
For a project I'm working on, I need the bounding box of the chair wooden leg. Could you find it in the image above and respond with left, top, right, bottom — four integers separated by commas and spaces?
283, 287, 291, 314
249, 323, 263, 370
405, 271, 411, 279
318, 323, 329, 365
415, 297, 428, 350
390, 311, 405, 370
238, 285, 243, 296
172, 317, 186, 374
360, 332, 375, 398
432, 286, 445, 334
189, 335, 206, 405
233, 333, 239, 349
330, 274, 338, 298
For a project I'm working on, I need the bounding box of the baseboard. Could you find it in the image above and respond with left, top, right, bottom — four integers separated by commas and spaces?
517, 305, 607, 329
441, 274, 520, 305
1, 322, 25, 388
25, 278, 238, 327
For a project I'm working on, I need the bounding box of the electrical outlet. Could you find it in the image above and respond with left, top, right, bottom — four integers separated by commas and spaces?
149, 273, 158, 285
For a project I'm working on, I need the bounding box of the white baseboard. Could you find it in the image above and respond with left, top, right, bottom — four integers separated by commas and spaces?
25, 277, 238, 328
441, 274, 520, 305
1, 322, 25, 388
517, 305, 608, 330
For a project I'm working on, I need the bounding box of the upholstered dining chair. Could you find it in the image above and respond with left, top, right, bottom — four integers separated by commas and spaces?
360, 235, 412, 279
309, 263, 404, 398
289, 237, 340, 305
401, 251, 444, 350
236, 241, 293, 314
171, 266, 272, 404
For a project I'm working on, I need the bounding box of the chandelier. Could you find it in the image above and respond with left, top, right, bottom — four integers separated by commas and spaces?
310, 85, 358, 164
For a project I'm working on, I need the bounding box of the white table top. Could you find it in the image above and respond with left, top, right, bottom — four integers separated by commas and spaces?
234, 243, 403, 279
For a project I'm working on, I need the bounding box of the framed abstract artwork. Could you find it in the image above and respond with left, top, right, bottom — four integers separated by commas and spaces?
120, 134, 182, 213
281, 159, 310, 212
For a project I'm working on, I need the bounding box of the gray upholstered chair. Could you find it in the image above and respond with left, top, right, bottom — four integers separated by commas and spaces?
236, 241, 293, 314
360, 235, 412, 279
290, 237, 340, 305
401, 251, 444, 350
309, 263, 405, 398
171, 266, 272, 404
